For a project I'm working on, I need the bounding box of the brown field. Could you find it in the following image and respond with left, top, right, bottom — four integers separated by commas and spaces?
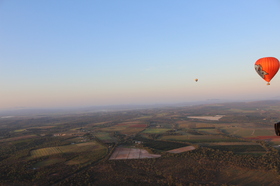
28, 126, 55, 129
0, 134, 37, 143
121, 128, 146, 135
209, 142, 258, 145
129, 124, 147, 128
100, 126, 126, 132
110, 147, 161, 160
116, 123, 128, 126
134, 115, 153, 119
247, 136, 280, 141
88, 121, 112, 126
177, 121, 216, 129
116, 121, 145, 126
121, 121, 143, 124
219, 166, 280, 185
14, 129, 27, 132
100, 121, 147, 135
167, 146, 196, 153
177, 121, 189, 125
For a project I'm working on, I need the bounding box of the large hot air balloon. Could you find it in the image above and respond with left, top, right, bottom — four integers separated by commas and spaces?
195, 78, 198, 82
274, 122, 280, 136
255, 57, 280, 85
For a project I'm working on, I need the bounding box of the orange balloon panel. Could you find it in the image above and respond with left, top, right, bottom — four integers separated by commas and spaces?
255, 57, 280, 83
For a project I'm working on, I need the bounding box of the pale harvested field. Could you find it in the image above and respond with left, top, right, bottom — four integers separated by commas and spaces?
110, 147, 161, 160
188, 115, 224, 121
167, 146, 196, 153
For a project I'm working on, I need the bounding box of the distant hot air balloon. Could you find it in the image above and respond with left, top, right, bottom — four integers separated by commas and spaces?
255, 57, 280, 85
195, 78, 198, 82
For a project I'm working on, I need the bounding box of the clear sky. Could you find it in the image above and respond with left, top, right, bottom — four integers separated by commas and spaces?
1, 0, 280, 109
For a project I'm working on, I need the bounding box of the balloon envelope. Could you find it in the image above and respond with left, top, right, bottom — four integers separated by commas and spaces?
255, 57, 280, 83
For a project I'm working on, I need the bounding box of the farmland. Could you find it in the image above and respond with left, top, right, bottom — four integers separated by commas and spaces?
28, 141, 106, 160
109, 147, 161, 160
94, 132, 116, 142
188, 115, 224, 120
1, 100, 280, 185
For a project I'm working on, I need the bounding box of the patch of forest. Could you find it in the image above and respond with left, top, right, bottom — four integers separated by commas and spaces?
58, 147, 280, 186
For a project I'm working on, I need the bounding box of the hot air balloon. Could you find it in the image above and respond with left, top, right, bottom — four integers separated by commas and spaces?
255, 57, 280, 85
274, 122, 280, 136
195, 78, 198, 82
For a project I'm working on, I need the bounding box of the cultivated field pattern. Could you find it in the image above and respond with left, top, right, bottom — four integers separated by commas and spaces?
1, 100, 280, 185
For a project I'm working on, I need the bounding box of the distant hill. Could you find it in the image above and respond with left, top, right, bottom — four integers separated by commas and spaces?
1, 99, 280, 117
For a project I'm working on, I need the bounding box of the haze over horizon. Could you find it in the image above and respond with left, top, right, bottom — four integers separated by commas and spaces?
1, 1, 280, 110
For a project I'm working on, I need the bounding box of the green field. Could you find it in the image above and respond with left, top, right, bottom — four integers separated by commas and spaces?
222, 127, 275, 137
161, 134, 245, 143
33, 158, 65, 168
66, 148, 107, 165
196, 128, 221, 134
253, 129, 275, 136
98, 123, 146, 135
94, 132, 118, 142
28, 141, 108, 166
95, 132, 112, 140
229, 108, 256, 113
141, 128, 170, 134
